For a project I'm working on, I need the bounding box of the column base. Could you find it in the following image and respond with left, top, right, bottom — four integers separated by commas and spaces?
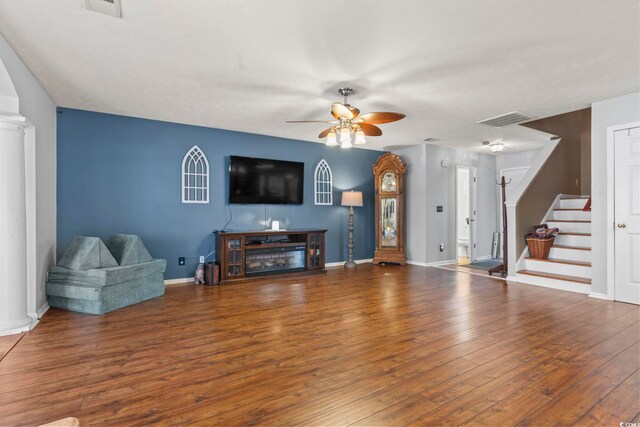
0, 316, 34, 337
344, 261, 357, 269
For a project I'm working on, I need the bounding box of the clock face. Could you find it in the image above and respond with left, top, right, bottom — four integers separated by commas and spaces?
381, 172, 397, 193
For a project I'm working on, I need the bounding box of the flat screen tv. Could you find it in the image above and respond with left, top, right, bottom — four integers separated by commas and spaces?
229, 156, 304, 205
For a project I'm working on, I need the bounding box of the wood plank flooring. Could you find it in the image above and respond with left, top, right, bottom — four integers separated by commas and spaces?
0, 264, 638, 426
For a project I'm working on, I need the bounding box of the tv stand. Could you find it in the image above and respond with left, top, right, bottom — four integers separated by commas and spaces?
215, 229, 327, 284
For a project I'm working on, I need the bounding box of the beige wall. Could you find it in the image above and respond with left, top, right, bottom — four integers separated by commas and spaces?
515, 108, 590, 256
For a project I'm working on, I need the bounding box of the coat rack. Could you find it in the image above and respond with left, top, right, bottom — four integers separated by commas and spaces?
489, 176, 511, 277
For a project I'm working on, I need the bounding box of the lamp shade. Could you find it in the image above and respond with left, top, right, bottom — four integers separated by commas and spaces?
341, 191, 363, 207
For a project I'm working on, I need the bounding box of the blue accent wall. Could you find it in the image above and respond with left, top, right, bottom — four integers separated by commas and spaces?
57, 108, 382, 279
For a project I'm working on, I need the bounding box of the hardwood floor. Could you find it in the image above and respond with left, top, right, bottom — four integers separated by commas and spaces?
0, 264, 638, 426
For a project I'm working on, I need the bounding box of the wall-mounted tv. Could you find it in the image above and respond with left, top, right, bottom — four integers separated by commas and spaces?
229, 156, 304, 205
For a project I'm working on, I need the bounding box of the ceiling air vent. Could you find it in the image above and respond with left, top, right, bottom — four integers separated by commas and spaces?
476, 111, 533, 127
82, 0, 122, 18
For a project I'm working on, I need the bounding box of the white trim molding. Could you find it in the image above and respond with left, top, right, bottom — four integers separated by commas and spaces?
588, 291, 613, 301
326, 258, 373, 268
606, 121, 640, 302
165, 277, 194, 285
407, 259, 456, 267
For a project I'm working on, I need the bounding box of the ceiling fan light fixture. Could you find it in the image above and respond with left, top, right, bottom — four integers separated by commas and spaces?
340, 127, 351, 143
326, 131, 337, 146
354, 130, 366, 145
341, 138, 352, 149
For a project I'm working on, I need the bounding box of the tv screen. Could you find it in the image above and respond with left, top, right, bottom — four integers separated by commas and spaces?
229, 156, 304, 205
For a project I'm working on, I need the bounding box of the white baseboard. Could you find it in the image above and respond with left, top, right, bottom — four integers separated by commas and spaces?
165, 277, 193, 285
28, 303, 49, 321
37, 303, 49, 319
588, 291, 612, 301
326, 258, 373, 268
0, 318, 37, 337
407, 259, 456, 267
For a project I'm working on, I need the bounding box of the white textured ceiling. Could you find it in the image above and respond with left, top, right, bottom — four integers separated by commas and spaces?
0, 0, 638, 153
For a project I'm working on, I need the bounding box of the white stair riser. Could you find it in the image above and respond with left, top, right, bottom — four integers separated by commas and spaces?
554, 234, 591, 247
549, 247, 591, 262
560, 198, 589, 209
552, 210, 591, 221
525, 258, 591, 279
547, 221, 591, 234
516, 273, 590, 294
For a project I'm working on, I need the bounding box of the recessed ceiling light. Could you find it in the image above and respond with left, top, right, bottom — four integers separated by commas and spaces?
82, 0, 122, 18
489, 141, 504, 152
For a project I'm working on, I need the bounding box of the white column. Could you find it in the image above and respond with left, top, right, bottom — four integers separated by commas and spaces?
505, 202, 518, 280
0, 117, 32, 335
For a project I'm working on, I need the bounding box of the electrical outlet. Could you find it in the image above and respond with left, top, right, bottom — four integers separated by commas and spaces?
178, 257, 185, 266
439, 243, 445, 252
199, 255, 205, 263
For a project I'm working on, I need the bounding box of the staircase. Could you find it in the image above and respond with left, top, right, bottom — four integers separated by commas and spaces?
516, 195, 591, 294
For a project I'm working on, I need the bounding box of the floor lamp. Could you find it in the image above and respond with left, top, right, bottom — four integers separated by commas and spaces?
341, 190, 363, 268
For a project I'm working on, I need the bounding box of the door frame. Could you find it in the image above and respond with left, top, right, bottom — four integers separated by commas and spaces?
606, 121, 640, 301
455, 164, 477, 263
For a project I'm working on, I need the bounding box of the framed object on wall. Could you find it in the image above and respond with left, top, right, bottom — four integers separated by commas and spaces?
181, 145, 209, 204
314, 159, 333, 205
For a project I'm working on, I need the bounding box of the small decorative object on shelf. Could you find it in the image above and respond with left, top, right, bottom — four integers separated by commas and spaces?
525, 224, 559, 259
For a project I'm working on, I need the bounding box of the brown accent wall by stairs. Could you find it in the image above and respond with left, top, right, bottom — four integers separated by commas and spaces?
515, 108, 591, 257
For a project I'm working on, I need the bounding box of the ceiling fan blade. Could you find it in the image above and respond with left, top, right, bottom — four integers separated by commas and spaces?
348, 106, 360, 118
357, 112, 406, 124
285, 120, 336, 123
359, 123, 383, 136
318, 128, 333, 138
331, 102, 354, 120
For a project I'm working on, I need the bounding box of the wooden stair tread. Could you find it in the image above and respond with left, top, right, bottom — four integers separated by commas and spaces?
547, 220, 591, 223
526, 257, 591, 267
518, 270, 591, 285
558, 232, 591, 236
554, 208, 588, 211
552, 245, 591, 251
560, 196, 590, 200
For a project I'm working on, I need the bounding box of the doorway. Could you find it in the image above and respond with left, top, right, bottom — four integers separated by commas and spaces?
456, 165, 477, 265
609, 124, 640, 304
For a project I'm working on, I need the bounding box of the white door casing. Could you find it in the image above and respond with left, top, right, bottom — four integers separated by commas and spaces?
456, 165, 478, 263
470, 166, 478, 262
614, 126, 640, 304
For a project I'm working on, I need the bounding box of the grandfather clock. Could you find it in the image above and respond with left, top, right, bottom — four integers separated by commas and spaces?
373, 153, 406, 265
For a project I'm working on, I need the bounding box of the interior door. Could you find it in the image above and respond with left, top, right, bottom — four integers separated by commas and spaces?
614, 126, 640, 304
469, 167, 478, 262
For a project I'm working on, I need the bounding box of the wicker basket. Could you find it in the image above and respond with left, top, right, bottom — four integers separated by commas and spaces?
526, 235, 555, 259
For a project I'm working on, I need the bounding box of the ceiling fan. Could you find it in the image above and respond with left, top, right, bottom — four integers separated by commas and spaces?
286, 88, 406, 148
